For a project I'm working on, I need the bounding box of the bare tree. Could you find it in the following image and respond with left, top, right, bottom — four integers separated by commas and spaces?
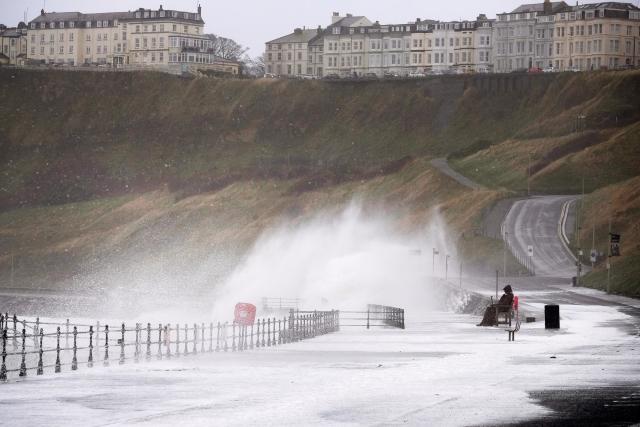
243, 55, 265, 77
204, 34, 248, 61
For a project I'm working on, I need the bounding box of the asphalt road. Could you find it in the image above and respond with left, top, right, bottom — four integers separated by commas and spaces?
503, 195, 581, 278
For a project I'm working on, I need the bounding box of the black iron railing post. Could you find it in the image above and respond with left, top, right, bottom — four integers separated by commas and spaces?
56, 326, 62, 372
71, 326, 78, 371
37, 329, 44, 375
209, 322, 214, 353
103, 325, 109, 367
175, 323, 181, 357
184, 324, 189, 355
120, 323, 126, 365
146, 323, 151, 361
134, 323, 140, 363
201, 323, 206, 353
165, 324, 171, 359
157, 324, 162, 360
216, 322, 221, 352
88, 326, 94, 368
0, 329, 7, 381
19, 328, 27, 377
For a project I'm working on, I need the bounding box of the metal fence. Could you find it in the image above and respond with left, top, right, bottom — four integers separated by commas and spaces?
336, 305, 405, 330
261, 298, 302, 313
0, 310, 340, 381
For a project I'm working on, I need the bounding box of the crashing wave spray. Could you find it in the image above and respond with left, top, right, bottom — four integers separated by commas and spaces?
212, 202, 458, 319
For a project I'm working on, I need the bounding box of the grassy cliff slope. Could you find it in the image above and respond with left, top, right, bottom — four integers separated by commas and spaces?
1, 69, 638, 294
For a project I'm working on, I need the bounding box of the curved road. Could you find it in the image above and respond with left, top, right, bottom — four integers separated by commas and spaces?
503, 195, 580, 278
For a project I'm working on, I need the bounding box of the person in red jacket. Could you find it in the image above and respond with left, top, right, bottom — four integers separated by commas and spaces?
477, 285, 514, 326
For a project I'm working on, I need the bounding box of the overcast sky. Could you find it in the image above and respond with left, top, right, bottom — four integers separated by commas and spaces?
5, 0, 636, 57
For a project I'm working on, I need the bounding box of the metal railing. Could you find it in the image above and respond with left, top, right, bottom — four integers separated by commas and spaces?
0, 310, 340, 381
261, 297, 302, 313
338, 305, 405, 330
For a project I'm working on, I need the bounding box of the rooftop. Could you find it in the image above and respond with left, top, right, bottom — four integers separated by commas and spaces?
29, 7, 204, 25
267, 28, 322, 44
573, 2, 640, 10
509, 1, 568, 14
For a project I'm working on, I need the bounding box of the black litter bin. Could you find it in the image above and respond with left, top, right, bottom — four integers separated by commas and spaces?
545, 305, 560, 329
571, 276, 577, 287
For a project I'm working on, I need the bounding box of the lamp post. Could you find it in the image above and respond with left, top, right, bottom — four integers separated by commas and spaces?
503, 231, 509, 278
432, 248, 439, 275
445, 254, 450, 281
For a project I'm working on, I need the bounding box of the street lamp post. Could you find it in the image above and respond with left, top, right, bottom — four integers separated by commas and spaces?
503, 231, 509, 278
445, 255, 450, 281
432, 248, 439, 275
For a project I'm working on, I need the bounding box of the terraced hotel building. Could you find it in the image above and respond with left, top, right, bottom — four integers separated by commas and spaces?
24, 5, 238, 74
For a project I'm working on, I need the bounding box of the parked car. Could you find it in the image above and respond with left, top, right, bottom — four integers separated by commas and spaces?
543, 66, 556, 73
528, 67, 543, 73
298, 74, 316, 80
263, 73, 277, 79
323, 73, 340, 80
567, 66, 581, 72
362, 72, 379, 80
409, 71, 426, 78
383, 71, 400, 79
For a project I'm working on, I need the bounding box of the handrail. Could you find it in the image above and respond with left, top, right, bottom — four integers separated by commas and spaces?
0, 309, 340, 381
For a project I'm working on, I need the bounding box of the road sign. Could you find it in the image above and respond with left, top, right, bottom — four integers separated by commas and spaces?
590, 249, 597, 263
527, 245, 534, 257
610, 233, 621, 257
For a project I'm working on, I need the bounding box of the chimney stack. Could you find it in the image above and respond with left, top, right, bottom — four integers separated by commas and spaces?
41, 8, 45, 15
331, 12, 341, 24
197, 4, 202, 16
543, 0, 552, 14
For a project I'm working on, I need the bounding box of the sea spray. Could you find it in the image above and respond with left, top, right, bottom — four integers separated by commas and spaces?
212, 202, 459, 319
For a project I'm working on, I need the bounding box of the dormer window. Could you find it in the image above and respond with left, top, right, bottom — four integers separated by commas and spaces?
332, 27, 340, 34
60, 22, 65, 29
114, 19, 118, 26
160, 11, 165, 17
49, 22, 55, 29
97, 21, 102, 28
151, 11, 156, 18
136, 12, 141, 18
184, 12, 189, 19
70, 21, 75, 28
172, 11, 178, 18
144, 11, 149, 18
31, 23, 36, 29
